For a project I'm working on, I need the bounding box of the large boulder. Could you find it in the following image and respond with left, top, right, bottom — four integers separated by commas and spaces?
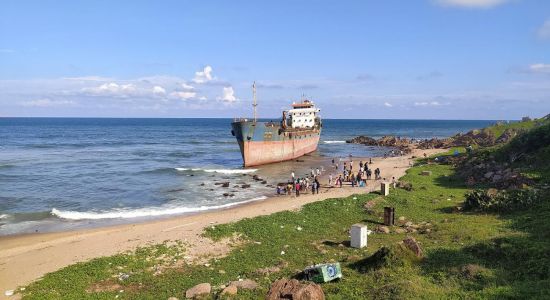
267, 279, 325, 300
185, 283, 211, 299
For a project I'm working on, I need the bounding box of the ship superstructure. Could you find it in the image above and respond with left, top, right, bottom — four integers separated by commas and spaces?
231, 83, 322, 167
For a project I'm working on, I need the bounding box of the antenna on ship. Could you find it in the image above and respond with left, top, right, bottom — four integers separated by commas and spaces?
252, 81, 258, 122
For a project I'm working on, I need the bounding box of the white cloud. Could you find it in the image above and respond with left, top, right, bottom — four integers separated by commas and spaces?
20, 98, 74, 107
193, 65, 214, 83
528, 63, 550, 74
218, 86, 238, 103
181, 83, 194, 90
538, 19, 550, 40
435, 0, 508, 8
81, 82, 138, 97
152, 86, 166, 95
384, 102, 393, 107
414, 101, 442, 106
170, 91, 197, 100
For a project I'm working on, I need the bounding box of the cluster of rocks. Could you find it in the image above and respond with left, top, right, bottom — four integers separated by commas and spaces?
181, 278, 324, 300
375, 217, 433, 235
183, 279, 259, 299
346, 135, 413, 154
417, 127, 523, 150
458, 156, 530, 189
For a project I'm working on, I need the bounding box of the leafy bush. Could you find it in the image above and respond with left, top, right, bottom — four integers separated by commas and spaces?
464, 188, 542, 212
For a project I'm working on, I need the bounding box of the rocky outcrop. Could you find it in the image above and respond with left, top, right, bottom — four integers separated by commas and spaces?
346, 135, 412, 154
267, 279, 325, 300
457, 156, 530, 189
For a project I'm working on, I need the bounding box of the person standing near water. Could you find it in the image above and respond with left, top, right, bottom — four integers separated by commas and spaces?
315, 177, 320, 194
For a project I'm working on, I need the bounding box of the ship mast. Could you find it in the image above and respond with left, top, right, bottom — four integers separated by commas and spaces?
252, 81, 258, 122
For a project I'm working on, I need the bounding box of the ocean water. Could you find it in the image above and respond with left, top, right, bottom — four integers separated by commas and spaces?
0, 118, 495, 235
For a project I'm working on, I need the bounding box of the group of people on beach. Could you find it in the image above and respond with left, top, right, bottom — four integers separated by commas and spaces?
277, 169, 323, 197
329, 156, 383, 188
276, 154, 386, 197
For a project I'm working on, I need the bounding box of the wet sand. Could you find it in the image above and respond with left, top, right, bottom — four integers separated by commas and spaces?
0, 147, 446, 296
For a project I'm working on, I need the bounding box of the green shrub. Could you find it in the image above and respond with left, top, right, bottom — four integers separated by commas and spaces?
464, 188, 542, 212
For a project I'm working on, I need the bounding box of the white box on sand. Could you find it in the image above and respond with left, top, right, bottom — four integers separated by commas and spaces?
350, 224, 368, 248
381, 182, 390, 196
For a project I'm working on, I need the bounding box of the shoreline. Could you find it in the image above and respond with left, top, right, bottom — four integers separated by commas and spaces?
0, 147, 446, 294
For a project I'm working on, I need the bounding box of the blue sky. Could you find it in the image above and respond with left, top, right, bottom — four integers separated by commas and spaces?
1, 0, 549, 119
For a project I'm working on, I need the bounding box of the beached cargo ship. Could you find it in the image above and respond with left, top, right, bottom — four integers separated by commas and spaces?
231, 83, 322, 167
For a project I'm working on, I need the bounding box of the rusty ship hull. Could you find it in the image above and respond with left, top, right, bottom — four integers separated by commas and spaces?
231, 121, 321, 167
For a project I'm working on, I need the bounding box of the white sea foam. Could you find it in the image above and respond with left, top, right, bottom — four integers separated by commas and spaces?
175, 168, 258, 174
0, 214, 9, 219
50, 196, 268, 220
323, 140, 346, 144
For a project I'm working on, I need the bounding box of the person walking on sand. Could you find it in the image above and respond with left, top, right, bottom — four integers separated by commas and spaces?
295, 181, 300, 197
315, 178, 320, 194
369, 158, 372, 164
287, 182, 293, 196
291, 171, 295, 182
316, 168, 321, 176
329, 173, 333, 186
311, 179, 319, 195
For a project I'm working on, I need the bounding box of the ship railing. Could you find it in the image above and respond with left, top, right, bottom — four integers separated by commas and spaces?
233, 117, 250, 122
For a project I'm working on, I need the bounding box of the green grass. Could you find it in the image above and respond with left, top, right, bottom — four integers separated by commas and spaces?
485, 120, 538, 140
21, 161, 550, 299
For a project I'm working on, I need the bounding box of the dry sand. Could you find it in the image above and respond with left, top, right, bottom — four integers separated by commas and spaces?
0, 148, 445, 297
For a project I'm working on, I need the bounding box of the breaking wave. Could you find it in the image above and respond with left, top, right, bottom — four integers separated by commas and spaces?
175, 168, 258, 174
50, 196, 267, 220
323, 140, 346, 144
0, 214, 9, 219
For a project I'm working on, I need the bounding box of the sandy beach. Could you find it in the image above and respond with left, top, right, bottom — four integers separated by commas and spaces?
0, 147, 445, 295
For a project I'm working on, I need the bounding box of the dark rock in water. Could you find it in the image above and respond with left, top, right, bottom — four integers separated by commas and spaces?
347, 136, 378, 145
295, 159, 305, 162
347, 135, 412, 154
167, 188, 185, 193
223, 193, 235, 197
200, 183, 205, 186
252, 175, 263, 181
261, 180, 267, 184
267, 278, 325, 300
241, 184, 251, 189
222, 182, 230, 187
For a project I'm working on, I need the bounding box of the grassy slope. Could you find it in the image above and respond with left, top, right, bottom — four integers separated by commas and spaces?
22, 158, 550, 299
484, 120, 537, 140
